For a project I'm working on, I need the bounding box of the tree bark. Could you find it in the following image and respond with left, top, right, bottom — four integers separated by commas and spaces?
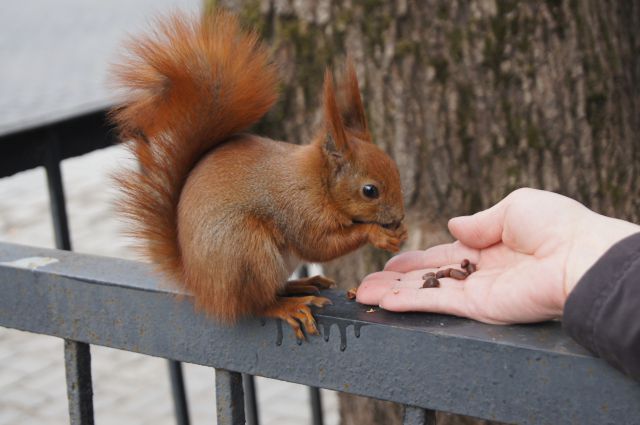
212, 0, 640, 423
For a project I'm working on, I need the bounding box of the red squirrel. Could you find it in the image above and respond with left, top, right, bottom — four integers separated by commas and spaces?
111, 10, 407, 340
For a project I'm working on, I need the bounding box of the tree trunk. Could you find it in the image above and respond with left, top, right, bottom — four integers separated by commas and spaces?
212, 0, 640, 423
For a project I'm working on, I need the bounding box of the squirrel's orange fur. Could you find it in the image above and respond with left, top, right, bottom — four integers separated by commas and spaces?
112, 10, 406, 332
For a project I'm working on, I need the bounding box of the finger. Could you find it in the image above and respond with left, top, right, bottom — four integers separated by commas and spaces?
448, 197, 510, 249
384, 244, 480, 272
392, 278, 465, 290
401, 268, 439, 280
383, 250, 426, 272
356, 278, 397, 305
379, 287, 469, 318
419, 242, 480, 269
401, 267, 467, 282
359, 271, 409, 306
357, 275, 465, 306
362, 270, 404, 282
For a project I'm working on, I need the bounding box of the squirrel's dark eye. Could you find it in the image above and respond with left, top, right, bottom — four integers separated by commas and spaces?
362, 184, 379, 199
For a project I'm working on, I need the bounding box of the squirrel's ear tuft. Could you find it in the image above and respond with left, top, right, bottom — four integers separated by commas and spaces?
323, 69, 350, 155
338, 58, 370, 140
322, 133, 347, 173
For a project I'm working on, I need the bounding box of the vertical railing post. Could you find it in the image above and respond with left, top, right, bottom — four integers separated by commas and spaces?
43, 133, 71, 251
309, 386, 324, 425
402, 405, 436, 425
168, 361, 191, 425
242, 373, 259, 425
44, 134, 95, 425
64, 340, 94, 425
298, 264, 324, 425
216, 369, 246, 425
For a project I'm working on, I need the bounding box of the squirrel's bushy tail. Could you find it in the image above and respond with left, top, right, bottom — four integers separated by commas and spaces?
111, 11, 278, 282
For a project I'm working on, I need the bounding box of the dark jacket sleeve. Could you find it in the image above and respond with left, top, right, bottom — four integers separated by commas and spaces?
563, 232, 640, 381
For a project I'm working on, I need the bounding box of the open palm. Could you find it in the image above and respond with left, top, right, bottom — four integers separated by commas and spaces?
356, 188, 638, 324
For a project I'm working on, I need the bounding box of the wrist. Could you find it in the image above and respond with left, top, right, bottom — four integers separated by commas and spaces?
564, 214, 640, 301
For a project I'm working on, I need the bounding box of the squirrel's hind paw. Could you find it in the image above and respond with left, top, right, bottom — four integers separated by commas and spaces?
263, 296, 331, 341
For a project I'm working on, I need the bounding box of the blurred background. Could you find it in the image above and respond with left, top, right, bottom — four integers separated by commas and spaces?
1, 0, 638, 424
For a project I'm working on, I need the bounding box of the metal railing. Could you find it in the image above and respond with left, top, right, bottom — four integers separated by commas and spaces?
1, 241, 639, 424
1, 109, 639, 425
0, 107, 324, 425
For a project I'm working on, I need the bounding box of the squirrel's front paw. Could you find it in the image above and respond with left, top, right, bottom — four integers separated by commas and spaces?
368, 223, 408, 253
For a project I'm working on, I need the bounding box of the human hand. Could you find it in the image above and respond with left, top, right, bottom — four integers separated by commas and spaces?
356, 188, 640, 324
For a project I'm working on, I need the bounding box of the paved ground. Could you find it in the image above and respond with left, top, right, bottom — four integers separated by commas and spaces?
0, 146, 340, 425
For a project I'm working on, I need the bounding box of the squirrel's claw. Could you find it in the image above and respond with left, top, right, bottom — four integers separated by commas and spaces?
263, 296, 331, 342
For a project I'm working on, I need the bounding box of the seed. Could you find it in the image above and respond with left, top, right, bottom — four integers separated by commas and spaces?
436, 268, 451, 279
422, 277, 440, 288
449, 269, 468, 280
461, 258, 477, 274
422, 272, 436, 280
346, 288, 357, 300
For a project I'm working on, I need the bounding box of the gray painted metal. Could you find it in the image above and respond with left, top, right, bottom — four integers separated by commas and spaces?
64, 340, 94, 425
44, 141, 97, 425
0, 242, 639, 425
403, 406, 435, 425
43, 137, 72, 251
168, 360, 191, 425
309, 386, 323, 425
300, 264, 324, 425
216, 370, 245, 425
242, 373, 259, 425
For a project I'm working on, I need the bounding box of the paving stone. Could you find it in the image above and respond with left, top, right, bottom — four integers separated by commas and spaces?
0, 387, 49, 411
36, 398, 72, 421
0, 410, 32, 425
264, 415, 311, 425
0, 367, 23, 389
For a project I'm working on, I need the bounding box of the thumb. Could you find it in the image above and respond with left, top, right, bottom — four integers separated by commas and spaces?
448, 198, 509, 249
